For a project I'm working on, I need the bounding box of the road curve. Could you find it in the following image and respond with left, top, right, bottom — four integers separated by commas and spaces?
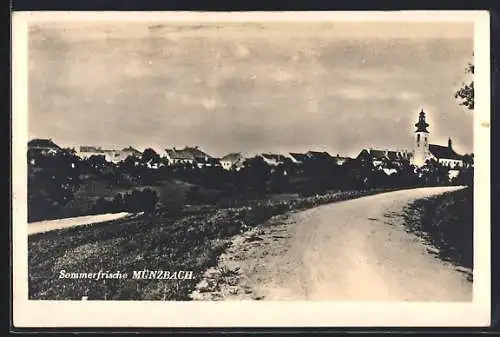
194, 186, 473, 302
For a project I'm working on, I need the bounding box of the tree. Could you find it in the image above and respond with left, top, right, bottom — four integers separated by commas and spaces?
463, 153, 474, 168
87, 155, 107, 168
239, 156, 269, 195
123, 155, 138, 168
419, 159, 450, 186
455, 62, 474, 111
111, 193, 124, 212
157, 185, 185, 216
141, 148, 160, 166
454, 62, 474, 187
27, 149, 82, 221
454, 165, 474, 187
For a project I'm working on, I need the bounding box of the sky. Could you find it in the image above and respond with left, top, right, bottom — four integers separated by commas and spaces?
28, 21, 474, 158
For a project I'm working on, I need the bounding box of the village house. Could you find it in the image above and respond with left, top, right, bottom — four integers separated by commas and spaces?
164, 146, 219, 168
287, 153, 309, 164
356, 148, 410, 168
76, 145, 142, 164
146, 161, 164, 169
164, 147, 195, 166
428, 140, 464, 168
306, 151, 336, 162
76, 146, 119, 163
76, 146, 107, 160
200, 157, 221, 169
220, 152, 246, 171
28, 138, 62, 155
331, 154, 353, 166
286, 152, 351, 166
117, 146, 142, 161
259, 153, 287, 167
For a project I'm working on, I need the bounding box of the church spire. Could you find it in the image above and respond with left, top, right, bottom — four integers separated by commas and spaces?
415, 109, 429, 133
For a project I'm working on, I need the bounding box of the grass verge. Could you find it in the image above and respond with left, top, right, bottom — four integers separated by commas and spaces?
29, 186, 406, 300
401, 187, 473, 273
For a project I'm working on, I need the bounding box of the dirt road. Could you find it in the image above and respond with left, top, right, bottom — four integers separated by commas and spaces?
191, 186, 472, 301
28, 212, 131, 235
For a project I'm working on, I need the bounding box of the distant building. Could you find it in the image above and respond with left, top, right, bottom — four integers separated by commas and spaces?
164, 146, 218, 168
356, 148, 410, 168
331, 154, 352, 166
165, 148, 195, 166
146, 161, 164, 169
287, 153, 309, 164
220, 152, 246, 170
410, 109, 464, 168
77, 146, 106, 160
76, 145, 142, 164
28, 138, 62, 155
259, 153, 286, 166
201, 157, 222, 168
306, 151, 334, 162
119, 146, 142, 160
111, 146, 142, 163
427, 140, 464, 168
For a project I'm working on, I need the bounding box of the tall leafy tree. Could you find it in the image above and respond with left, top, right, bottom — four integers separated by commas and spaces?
141, 148, 161, 165
455, 62, 474, 111
454, 61, 474, 187
27, 149, 82, 221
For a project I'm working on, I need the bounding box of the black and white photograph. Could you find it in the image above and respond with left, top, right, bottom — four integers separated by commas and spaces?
12, 11, 490, 327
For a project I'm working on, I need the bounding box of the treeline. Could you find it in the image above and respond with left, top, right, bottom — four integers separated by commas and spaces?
27, 147, 474, 222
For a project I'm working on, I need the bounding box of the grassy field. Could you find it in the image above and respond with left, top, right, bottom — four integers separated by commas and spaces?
401, 187, 473, 272
28, 187, 399, 300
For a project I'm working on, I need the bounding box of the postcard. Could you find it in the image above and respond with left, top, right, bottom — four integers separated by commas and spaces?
12, 10, 490, 327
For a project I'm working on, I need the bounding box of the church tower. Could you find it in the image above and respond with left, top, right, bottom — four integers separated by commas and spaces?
412, 109, 430, 167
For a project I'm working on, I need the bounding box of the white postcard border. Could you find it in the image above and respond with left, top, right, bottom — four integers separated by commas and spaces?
12, 10, 491, 328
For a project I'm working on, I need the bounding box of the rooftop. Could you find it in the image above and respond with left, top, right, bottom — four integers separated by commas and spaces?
121, 146, 142, 154
165, 146, 213, 161
79, 146, 104, 153
28, 138, 61, 149
357, 148, 409, 162
221, 152, 243, 162
429, 144, 463, 161
289, 152, 310, 162
306, 151, 333, 160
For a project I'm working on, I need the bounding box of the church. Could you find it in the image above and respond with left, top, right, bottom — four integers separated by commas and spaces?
356, 109, 465, 170
411, 109, 464, 168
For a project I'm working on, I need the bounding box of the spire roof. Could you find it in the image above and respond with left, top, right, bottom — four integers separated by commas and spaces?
415, 109, 429, 133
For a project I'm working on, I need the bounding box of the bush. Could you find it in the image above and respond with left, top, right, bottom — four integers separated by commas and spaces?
90, 196, 113, 214
157, 185, 186, 216
402, 187, 473, 269
89, 188, 159, 215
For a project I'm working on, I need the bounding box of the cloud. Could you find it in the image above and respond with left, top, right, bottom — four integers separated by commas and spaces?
336, 86, 369, 100
272, 68, 295, 83
202, 97, 218, 110
397, 91, 420, 101
234, 43, 250, 58
335, 85, 421, 102
343, 68, 415, 83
